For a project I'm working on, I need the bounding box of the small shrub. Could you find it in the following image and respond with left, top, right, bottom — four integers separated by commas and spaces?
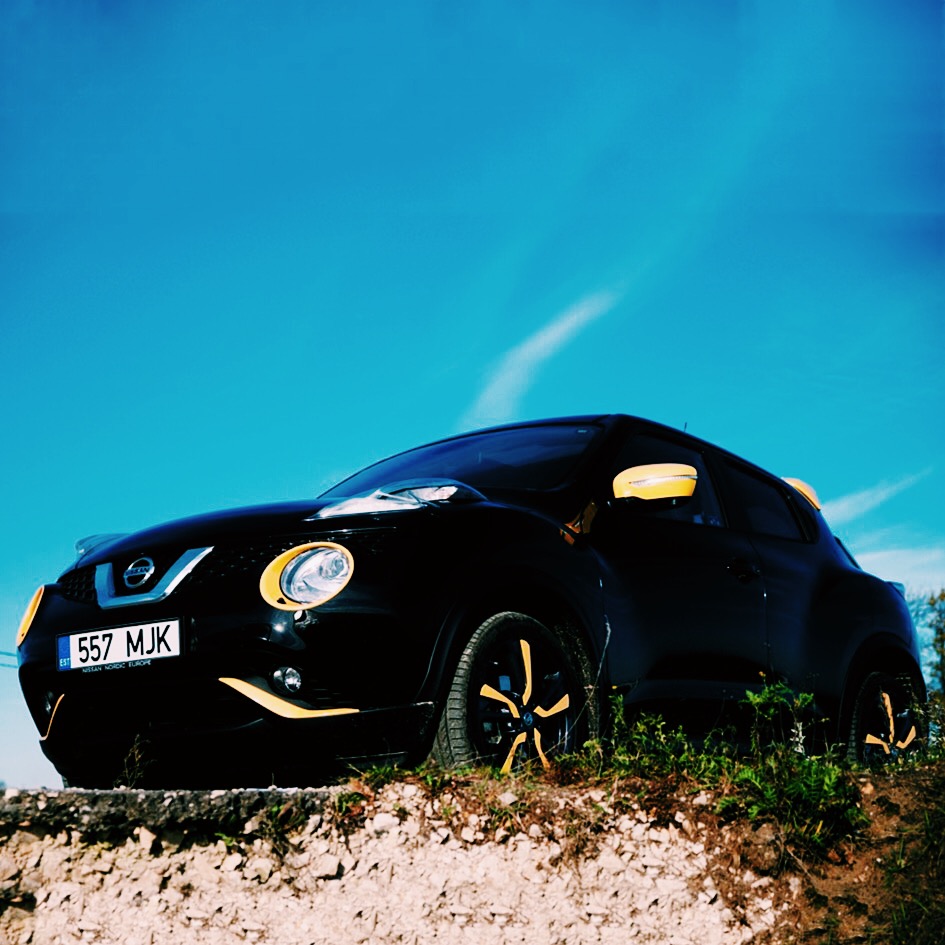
114, 734, 153, 789
404, 682, 873, 864
214, 831, 240, 852
411, 760, 469, 794
714, 682, 865, 857
572, 683, 866, 861
355, 763, 400, 792
257, 800, 308, 858
716, 745, 864, 856
927, 590, 945, 696
332, 789, 366, 818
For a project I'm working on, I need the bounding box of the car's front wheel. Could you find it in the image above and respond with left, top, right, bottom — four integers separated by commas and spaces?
847, 671, 923, 765
432, 611, 597, 772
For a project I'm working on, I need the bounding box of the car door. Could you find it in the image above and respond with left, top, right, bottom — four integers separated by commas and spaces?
713, 458, 821, 692
589, 430, 767, 704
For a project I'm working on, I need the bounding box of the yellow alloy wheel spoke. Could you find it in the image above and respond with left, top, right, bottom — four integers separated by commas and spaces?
896, 725, 917, 750
500, 732, 527, 775
881, 691, 895, 743
864, 733, 891, 754
520, 639, 533, 706
534, 694, 570, 718
534, 728, 551, 770
480, 684, 520, 719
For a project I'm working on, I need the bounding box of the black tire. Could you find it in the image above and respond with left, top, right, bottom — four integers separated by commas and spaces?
432, 611, 598, 772
847, 671, 923, 765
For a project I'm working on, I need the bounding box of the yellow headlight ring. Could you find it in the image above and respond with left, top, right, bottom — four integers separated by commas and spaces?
16, 585, 46, 648
259, 542, 354, 611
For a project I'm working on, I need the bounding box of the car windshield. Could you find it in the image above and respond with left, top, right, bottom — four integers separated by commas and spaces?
321, 423, 604, 498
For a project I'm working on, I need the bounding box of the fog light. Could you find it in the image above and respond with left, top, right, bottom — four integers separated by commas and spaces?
273, 666, 303, 694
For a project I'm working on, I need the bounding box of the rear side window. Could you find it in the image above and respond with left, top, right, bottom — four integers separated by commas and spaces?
722, 462, 806, 541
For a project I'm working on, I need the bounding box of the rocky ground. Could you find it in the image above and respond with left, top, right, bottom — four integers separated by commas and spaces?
0, 768, 939, 945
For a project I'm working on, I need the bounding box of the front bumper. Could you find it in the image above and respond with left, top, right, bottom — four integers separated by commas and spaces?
39, 677, 436, 787
18, 577, 439, 786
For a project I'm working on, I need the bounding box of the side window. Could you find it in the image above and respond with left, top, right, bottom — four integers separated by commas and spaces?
722, 462, 805, 541
611, 433, 723, 526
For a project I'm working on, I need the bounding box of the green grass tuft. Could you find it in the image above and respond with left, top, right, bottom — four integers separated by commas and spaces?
560, 683, 867, 862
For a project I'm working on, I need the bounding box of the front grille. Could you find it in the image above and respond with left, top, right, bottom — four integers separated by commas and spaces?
58, 566, 97, 605
61, 531, 392, 605
189, 531, 392, 589
54, 544, 298, 608
187, 541, 302, 589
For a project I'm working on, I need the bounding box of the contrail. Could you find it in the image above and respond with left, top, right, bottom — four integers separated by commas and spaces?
460, 290, 621, 430
821, 471, 930, 528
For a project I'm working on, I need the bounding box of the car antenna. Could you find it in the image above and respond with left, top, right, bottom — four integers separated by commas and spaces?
683, 421, 688, 432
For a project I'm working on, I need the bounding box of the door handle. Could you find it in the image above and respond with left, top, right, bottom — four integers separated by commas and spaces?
728, 557, 761, 583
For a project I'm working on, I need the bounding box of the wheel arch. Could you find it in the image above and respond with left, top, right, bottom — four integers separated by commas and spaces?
836, 633, 927, 741
416, 576, 606, 709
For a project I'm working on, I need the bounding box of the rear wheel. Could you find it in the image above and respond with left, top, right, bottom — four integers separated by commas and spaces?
847, 671, 923, 765
433, 611, 597, 772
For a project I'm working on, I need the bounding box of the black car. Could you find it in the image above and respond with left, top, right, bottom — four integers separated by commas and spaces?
16, 415, 925, 786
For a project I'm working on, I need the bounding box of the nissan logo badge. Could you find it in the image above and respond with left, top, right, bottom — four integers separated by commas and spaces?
123, 557, 156, 589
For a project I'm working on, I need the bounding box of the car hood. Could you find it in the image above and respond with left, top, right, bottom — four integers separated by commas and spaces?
67, 478, 554, 573
72, 499, 336, 568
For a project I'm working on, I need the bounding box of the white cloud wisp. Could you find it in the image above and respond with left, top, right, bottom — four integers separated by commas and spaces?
460, 290, 621, 430
823, 470, 942, 595
856, 547, 945, 597
820, 471, 930, 529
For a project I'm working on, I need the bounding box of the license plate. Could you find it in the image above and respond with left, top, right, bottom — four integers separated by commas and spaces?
57, 620, 181, 672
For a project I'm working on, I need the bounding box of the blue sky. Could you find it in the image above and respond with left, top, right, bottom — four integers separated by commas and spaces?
1, 0, 943, 787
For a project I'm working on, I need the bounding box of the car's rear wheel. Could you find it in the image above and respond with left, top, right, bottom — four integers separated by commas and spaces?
847, 671, 923, 765
432, 611, 597, 772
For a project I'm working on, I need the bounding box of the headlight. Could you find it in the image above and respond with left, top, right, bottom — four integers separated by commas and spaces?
259, 542, 354, 611
311, 479, 485, 520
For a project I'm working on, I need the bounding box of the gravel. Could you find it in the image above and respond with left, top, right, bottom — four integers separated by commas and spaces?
0, 783, 795, 944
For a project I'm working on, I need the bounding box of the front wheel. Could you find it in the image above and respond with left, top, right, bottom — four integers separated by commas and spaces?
432, 612, 598, 773
847, 671, 923, 765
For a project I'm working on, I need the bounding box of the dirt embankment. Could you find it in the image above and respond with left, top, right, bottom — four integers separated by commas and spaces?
0, 771, 936, 945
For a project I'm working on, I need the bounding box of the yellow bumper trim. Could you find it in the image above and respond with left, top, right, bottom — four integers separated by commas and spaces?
40, 693, 65, 742
17, 585, 46, 648
219, 677, 360, 720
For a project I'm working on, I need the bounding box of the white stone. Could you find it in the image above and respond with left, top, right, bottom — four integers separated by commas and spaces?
310, 854, 341, 880
370, 812, 400, 834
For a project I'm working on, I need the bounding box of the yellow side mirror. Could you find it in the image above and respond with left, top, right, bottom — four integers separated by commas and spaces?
613, 463, 698, 501
783, 477, 822, 510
